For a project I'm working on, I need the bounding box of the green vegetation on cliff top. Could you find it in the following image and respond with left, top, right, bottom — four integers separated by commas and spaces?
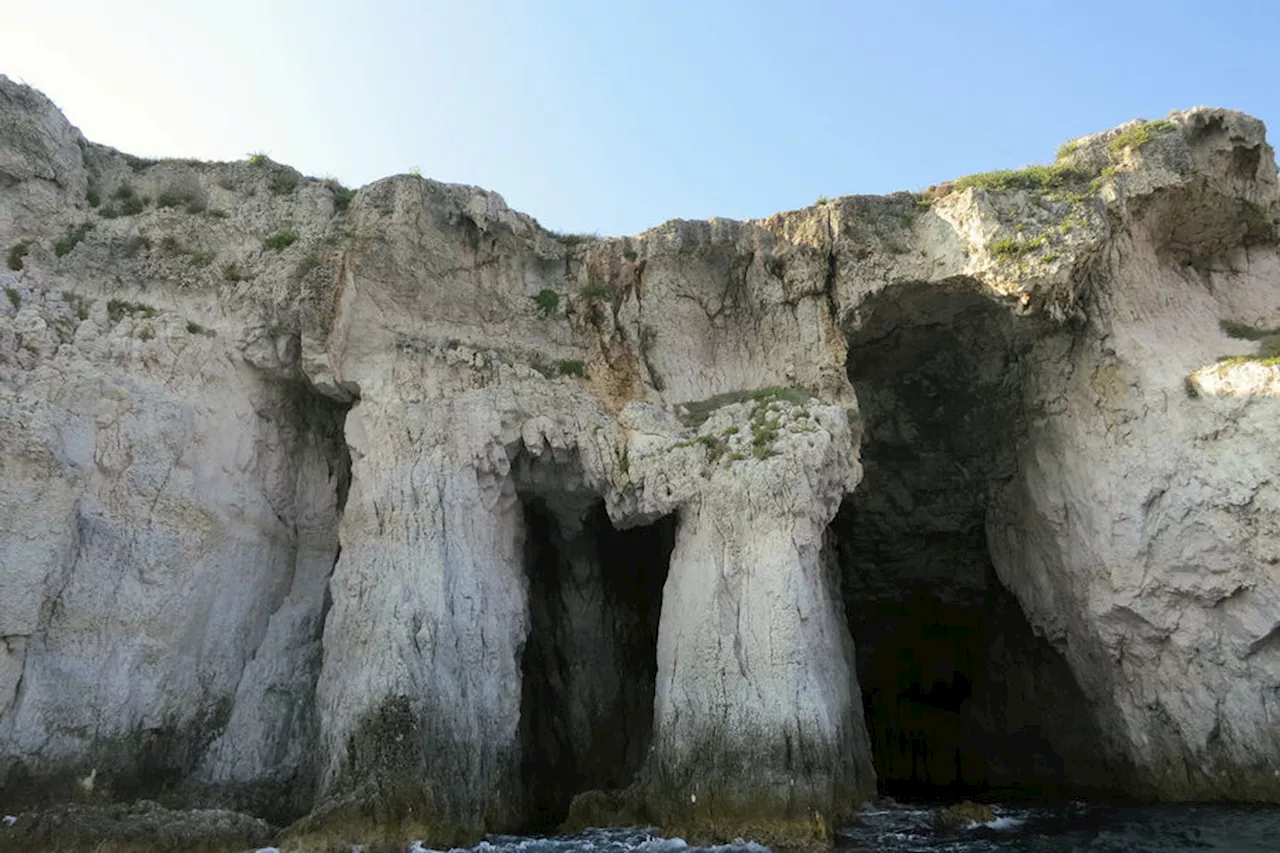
1109, 119, 1177, 155
951, 162, 1090, 193
939, 117, 1180, 200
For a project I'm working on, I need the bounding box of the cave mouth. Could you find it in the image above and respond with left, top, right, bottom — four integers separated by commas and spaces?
835, 284, 1117, 800
849, 563, 1117, 800
517, 498, 675, 831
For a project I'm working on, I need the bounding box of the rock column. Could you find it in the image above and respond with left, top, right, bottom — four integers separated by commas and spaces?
639, 404, 875, 846
306, 401, 529, 848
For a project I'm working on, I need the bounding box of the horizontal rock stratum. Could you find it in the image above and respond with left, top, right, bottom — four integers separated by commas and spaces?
1, 75, 1279, 852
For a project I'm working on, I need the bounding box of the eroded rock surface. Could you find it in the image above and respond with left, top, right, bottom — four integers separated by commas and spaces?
1, 75, 1278, 849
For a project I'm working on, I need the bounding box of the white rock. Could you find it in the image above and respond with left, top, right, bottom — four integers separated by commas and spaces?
0, 72, 1277, 848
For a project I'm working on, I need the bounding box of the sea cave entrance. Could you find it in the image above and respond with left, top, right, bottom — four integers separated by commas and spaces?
833, 283, 1115, 799
516, 482, 675, 830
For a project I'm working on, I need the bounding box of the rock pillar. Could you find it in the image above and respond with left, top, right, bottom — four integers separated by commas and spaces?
639, 403, 875, 846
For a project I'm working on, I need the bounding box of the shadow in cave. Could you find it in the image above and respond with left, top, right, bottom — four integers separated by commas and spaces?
518, 499, 675, 830
833, 283, 1119, 801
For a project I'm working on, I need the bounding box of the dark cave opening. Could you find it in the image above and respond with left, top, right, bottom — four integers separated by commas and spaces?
834, 284, 1116, 799
517, 499, 675, 830
847, 564, 1115, 799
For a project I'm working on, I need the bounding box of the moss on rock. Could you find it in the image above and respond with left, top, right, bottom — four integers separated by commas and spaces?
281, 781, 471, 853
560, 788, 647, 834
292, 695, 516, 851
932, 801, 995, 832
0, 801, 272, 853
647, 796, 836, 849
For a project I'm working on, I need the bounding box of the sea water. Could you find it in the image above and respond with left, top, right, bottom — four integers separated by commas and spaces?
837, 801, 1280, 851
248, 802, 1280, 853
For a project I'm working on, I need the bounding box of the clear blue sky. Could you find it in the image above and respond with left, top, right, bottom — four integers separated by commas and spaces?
2, 0, 1275, 236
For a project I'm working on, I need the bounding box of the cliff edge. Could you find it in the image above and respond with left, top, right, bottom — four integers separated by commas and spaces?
1, 76, 1278, 851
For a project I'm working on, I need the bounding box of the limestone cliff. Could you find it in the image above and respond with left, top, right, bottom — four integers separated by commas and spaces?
0, 74, 1278, 851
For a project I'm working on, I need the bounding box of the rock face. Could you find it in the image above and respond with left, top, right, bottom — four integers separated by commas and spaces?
0, 76, 1278, 849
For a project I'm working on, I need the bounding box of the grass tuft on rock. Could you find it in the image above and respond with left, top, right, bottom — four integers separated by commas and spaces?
990, 234, 1047, 258
7, 241, 30, 270
557, 358, 586, 377
269, 170, 300, 195
550, 230, 600, 246
531, 288, 560, 317
952, 163, 1090, 193
1214, 354, 1280, 367
324, 178, 357, 212
125, 155, 157, 173
1220, 319, 1280, 357
263, 230, 299, 251
1108, 119, 1177, 156
679, 386, 811, 427
156, 186, 199, 209
54, 223, 94, 258
579, 281, 615, 301
107, 299, 156, 323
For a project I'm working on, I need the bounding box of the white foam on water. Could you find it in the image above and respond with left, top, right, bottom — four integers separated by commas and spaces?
981, 816, 1024, 831
705, 843, 769, 853
635, 837, 689, 853
1, 815, 15, 827
391, 826, 777, 853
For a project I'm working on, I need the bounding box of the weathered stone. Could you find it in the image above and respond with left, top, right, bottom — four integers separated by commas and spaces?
932, 801, 996, 832
0, 800, 272, 853
0, 73, 1278, 851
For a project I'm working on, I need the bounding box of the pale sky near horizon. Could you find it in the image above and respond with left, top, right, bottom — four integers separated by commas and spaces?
1, 0, 1275, 235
